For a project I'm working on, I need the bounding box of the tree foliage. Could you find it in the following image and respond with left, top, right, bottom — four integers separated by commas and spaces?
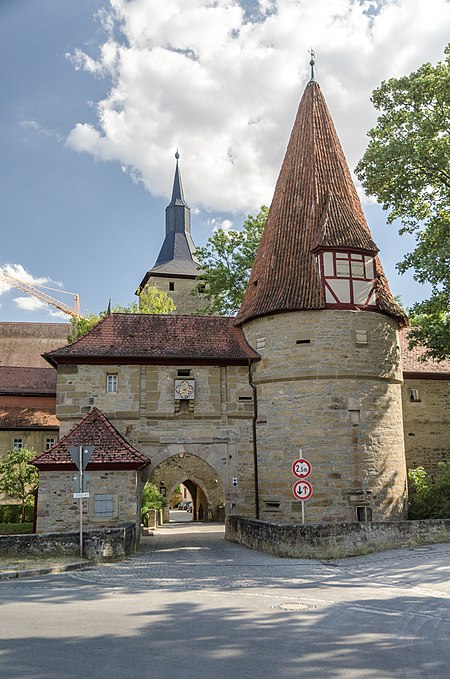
141, 482, 167, 521
68, 285, 176, 342
193, 206, 268, 315
356, 45, 450, 361
0, 448, 39, 522
408, 463, 450, 519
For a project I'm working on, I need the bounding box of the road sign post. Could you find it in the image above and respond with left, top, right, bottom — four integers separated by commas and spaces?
292, 455, 313, 525
68, 445, 95, 558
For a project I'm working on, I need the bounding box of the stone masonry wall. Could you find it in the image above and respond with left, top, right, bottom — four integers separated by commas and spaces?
402, 377, 450, 475
243, 309, 407, 523
55, 362, 255, 519
144, 276, 203, 315
36, 469, 141, 533
226, 515, 450, 559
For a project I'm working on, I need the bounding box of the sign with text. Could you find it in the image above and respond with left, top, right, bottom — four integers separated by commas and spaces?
292, 458, 311, 479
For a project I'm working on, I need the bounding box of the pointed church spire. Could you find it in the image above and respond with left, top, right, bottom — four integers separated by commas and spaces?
236, 74, 405, 326
149, 152, 199, 275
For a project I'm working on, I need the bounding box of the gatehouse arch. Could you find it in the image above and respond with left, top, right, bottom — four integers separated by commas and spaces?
150, 452, 225, 522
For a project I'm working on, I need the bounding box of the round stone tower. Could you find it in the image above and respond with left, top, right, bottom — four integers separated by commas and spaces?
235, 71, 408, 524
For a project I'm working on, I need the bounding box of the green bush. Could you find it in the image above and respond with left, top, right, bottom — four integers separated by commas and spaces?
0, 522, 33, 535
141, 482, 167, 522
0, 504, 33, 523
408, 463, 450, 519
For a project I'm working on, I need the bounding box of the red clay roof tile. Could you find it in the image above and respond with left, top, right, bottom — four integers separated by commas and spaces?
236, 79, 406, 326
400, 329, 450, 376
0, 366, 56, 395
44, 314, 259, 365
30, 407, 149, 469
0, 405, 58, 429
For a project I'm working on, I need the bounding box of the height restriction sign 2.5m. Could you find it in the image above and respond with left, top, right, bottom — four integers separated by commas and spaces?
292, 458, 311, 478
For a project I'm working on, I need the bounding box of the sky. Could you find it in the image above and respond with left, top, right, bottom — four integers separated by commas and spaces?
0, 0, 448, 323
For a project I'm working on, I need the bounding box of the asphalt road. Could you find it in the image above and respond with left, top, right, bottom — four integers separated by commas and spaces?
1, 523, 449, 679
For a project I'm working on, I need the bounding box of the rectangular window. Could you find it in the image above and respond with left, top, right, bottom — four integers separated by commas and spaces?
409, 388, 420, 403
93, 494, 114, 517
13, 438, 23, 450
356, 506, 372, 522
351, 260, 365, 278
336, 258, 350, 277
45, 438, 56, 450
106, 374, 118, 393
256, 337, 266, 350
177, 369, 191, 377
355, 330, 368, 345
169, 282, 175, 291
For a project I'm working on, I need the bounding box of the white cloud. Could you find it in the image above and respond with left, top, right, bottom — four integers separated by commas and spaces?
13, 296, 47, 312
0, 264, 69, 319
0, 264, 51, 295
20, 120, 64, 143
66, 0, 450, 213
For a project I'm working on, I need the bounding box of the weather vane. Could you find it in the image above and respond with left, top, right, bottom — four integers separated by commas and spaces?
308, 48, 315, 81
175, 149, 180, 160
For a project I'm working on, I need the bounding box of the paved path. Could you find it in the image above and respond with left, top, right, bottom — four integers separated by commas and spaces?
1, 523, 450, 678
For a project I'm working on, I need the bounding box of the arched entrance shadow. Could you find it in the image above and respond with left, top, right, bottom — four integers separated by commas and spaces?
150, 453, 225, 524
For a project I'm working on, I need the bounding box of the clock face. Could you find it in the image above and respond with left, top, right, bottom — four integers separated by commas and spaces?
174, 379, 195, 400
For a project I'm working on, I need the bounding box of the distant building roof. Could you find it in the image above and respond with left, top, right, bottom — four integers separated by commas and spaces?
0, 322, 69, 368
43, 314, 259, 366
30, 407, 149, 470
0, 405, 58, 430
0, 366, 56, 395
236, 79, 405, 326
400, 329, 450, 378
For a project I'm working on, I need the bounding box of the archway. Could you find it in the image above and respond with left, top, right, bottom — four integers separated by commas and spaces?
150, 453, 225, 523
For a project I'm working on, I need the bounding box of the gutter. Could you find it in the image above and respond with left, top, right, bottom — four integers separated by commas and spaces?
248, 360, 260, 520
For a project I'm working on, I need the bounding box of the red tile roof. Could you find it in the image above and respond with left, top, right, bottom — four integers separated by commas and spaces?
0, 366, 56, 395
31, 407, 149, 470
44, 314, 259, 366
236, 80, 406, 326
0, 405, 59, 429
400, 329, 450, 377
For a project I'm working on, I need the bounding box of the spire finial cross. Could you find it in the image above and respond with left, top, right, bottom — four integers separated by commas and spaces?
308, 48, 315, 81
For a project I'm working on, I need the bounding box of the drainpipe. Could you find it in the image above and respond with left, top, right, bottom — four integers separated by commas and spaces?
248, 360, 260, 519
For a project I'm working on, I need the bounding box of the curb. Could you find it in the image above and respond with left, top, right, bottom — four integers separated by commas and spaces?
0, 561, 90, 581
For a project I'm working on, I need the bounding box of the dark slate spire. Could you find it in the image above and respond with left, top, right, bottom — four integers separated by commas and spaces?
235, 77, 406, 326
151, 152, 199, 275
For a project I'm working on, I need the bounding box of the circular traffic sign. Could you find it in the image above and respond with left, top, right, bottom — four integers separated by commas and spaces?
292, 458, 311, 478
293, 480, 313, 501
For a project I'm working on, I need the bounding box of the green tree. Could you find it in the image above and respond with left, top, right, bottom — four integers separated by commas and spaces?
408, 463, 450, 519
193, 206, 268, 315
356, 45, 450, 361
0, 448, 39, 522
68, 285, 176, 342
141, 482, 167, 522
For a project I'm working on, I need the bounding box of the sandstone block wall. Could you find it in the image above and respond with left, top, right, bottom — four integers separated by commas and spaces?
402, 377, 450, 475
226, 515, 450, 559
143, 276, 204, 315
243, 309, 407, 523
55, 362, 255, 519
36, 469, 141, 533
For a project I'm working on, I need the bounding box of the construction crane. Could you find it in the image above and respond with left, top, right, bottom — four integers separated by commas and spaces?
0, 270, 82, 318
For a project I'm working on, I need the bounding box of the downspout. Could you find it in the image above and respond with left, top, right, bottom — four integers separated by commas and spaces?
248, 359, 260, 519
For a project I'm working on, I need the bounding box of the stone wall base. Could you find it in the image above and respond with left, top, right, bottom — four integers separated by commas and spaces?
225, 516, 450, 559
0, 523, 137, 562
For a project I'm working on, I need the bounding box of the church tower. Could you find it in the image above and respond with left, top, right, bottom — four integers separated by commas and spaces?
236, 62, 408, 523
137, 152, 202, 314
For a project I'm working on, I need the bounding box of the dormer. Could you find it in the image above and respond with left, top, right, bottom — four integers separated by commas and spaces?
313, 192, 379, 310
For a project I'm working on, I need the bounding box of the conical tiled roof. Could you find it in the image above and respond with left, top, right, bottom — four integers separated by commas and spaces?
30, 407, 149, 470
236, 79, 406, 326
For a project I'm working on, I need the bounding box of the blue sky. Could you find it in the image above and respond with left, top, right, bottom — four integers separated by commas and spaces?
0, 0, 448, 322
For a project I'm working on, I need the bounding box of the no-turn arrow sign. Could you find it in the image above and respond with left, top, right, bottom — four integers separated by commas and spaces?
293, 480, 313, 501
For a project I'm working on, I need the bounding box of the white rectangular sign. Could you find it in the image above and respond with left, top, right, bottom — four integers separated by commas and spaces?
74, 492, 90, 499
